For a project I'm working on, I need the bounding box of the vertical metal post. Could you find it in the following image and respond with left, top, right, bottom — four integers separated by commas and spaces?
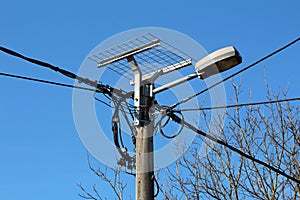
127, 56, 154, 200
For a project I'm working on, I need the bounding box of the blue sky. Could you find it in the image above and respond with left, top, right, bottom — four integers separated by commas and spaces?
0, 1, 300, 199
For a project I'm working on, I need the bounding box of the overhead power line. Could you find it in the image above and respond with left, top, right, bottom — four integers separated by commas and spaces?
168, 112, 300, 184
0, 45, 116, 96
177, 97, 300, 111
168, 37, 300, 110
0, 71, 97, 92
0, 71, 127, 109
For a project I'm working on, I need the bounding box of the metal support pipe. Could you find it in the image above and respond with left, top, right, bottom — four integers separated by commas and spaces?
153, 73, 198, 94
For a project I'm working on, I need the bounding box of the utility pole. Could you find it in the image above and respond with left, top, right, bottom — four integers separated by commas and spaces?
89, 32, 242, 200
135, 106, 154, 199
127, 56, 154, 200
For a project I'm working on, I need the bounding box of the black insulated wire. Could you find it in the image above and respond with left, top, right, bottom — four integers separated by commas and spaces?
159, 111, 184, 139
152, 175, 160, 197
0, 45, 114, 96
0, 71, 97, 92
176, 97, 300, 112
167, 111, 300, 185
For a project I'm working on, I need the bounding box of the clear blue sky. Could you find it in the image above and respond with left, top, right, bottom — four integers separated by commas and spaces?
0, 1, 300, 199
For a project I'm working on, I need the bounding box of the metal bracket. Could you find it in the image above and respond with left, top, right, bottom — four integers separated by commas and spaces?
127, 56, 141, 126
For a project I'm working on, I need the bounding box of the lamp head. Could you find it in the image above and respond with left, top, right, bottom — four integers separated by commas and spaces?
195, 46, 242, 79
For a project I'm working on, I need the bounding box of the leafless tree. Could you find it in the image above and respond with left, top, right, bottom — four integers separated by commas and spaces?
78, 155, 129, 200
164, 80, 300, 199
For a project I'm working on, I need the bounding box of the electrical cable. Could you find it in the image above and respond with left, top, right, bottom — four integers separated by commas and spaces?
167, 37, 300, 111
112, 98, 136, 172
115, 95, 138, 152
124, 101, 135, 120
177, 97, 300, 112
112, 121, 129, 160
0, 46, 117, 96
125, 171, 136, 177
0, 71, 97, 92
119, 103, 136, 145
112, 100, 125, 149
95, 96, 113, 108
159, 111, 184, 139
0, 71, 119, 110
152, 175, 160, 197
166, 111, 300, 185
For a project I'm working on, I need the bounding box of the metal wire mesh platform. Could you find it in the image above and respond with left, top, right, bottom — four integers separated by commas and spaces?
88, 33, 193, 80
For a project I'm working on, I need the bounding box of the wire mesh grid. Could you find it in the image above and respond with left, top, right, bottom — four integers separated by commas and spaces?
88, 33, 193, 80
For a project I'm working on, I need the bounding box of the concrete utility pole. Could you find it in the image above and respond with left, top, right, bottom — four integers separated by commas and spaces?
127, 56, 154, 200
135, 102, 154, 199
